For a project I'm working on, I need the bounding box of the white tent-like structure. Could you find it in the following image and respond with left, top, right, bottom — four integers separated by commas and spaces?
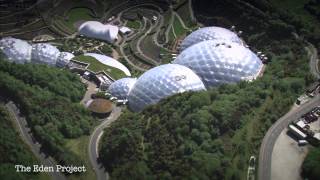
84, 53, 131, 76
78, 21, 119, 43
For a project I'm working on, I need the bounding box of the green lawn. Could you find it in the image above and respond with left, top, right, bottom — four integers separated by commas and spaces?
65, 8, 95, 31
65, 136, 96, 180
172, 15, 188, 37
126, 20, 141, 29
73, 55, 127, 79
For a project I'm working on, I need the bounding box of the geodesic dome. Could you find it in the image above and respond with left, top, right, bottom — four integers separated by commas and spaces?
56, 52, 74, 67
108, 78, 137, 100
180, 27, 242, 52
173, 40, 263, 88
128, 64, 206, 112
31, 43, 60, 66
0, 37, 32, 64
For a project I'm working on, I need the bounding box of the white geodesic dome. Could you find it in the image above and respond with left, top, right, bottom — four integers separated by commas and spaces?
31, 43, 60, 66
173, 40, 263, 88
0, 37, 32, 64
108, 78, 137, 100
180, 27, 242, 52
56, 52, 74, 67
128, 64, 206, 112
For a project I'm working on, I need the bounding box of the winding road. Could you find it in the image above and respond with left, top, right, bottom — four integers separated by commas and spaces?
5, 101, 66, 180
258, 41, 320, 180
88, 107, 122, 180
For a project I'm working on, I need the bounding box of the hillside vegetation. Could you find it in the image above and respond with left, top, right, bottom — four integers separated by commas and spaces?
0, 58, 95, 169
98, 0, 317, 179
0, 104, 44, 180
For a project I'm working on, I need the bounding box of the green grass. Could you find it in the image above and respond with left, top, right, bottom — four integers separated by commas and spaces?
126, 20, 141, 29
73, 55, 127, 79
270, 0, 320, 27
65, 8, 95, 31
65, 136, 96, 180
172, 15, 188, 37
176, 0, 195, 28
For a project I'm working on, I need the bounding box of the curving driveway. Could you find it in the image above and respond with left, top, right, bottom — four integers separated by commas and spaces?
88, 107, 122, 180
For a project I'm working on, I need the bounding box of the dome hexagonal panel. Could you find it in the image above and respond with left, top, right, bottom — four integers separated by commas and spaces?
31, 43, 60, 66
180, 27, 242, 52
56, 52, 74, 67
128, 64, 206, 112
0, 37, 32, 64
174, 40, 263, 88
108, 78, 137, 100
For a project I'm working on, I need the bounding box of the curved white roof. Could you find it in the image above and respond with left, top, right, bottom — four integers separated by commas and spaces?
0, 37, 32, 64
128, 64, 206, 112
79, 21, 119, 43
84, 53, 131, 76
174, 40, 263, 88
180, 27, 242, 52
31, 43, 60, 66
56, 52, 74, 67
108, 78, 137, 100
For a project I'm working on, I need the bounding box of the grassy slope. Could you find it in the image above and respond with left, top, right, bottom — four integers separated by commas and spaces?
65, 8, 95, 31
73, 55, 127, 79
172, 15, 188, 37
65, 136, 96, 180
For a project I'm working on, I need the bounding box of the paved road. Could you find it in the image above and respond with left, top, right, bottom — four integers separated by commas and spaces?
306, 43, 320, 79
258, 95, 320, 180
5, 101, 66, 180
88, 107, 122, 180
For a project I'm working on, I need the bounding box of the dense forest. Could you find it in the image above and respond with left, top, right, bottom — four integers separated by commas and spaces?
0, 104, 41, 180
99, 0, 317, 179
0, 58, 95, 167
302, 146, 320, 180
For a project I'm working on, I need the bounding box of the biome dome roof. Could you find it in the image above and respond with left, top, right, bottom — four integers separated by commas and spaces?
0, 37, 32, 64
56, 52, 74, 67
128, 64, 206, 112
84, 53, 131, 76
31, 43, 60, 66
108, 78, 137, 100
180, 27, 242, 52
79, 21, 119, 43
173, 40, 263, 88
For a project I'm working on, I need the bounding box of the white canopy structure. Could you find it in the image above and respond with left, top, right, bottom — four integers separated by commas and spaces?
84, 53, 131, 76
78, 21, 119, 43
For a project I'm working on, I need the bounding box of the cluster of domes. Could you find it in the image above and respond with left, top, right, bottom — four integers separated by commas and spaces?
0, 37, 74, 67
108, 26, 263, 112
